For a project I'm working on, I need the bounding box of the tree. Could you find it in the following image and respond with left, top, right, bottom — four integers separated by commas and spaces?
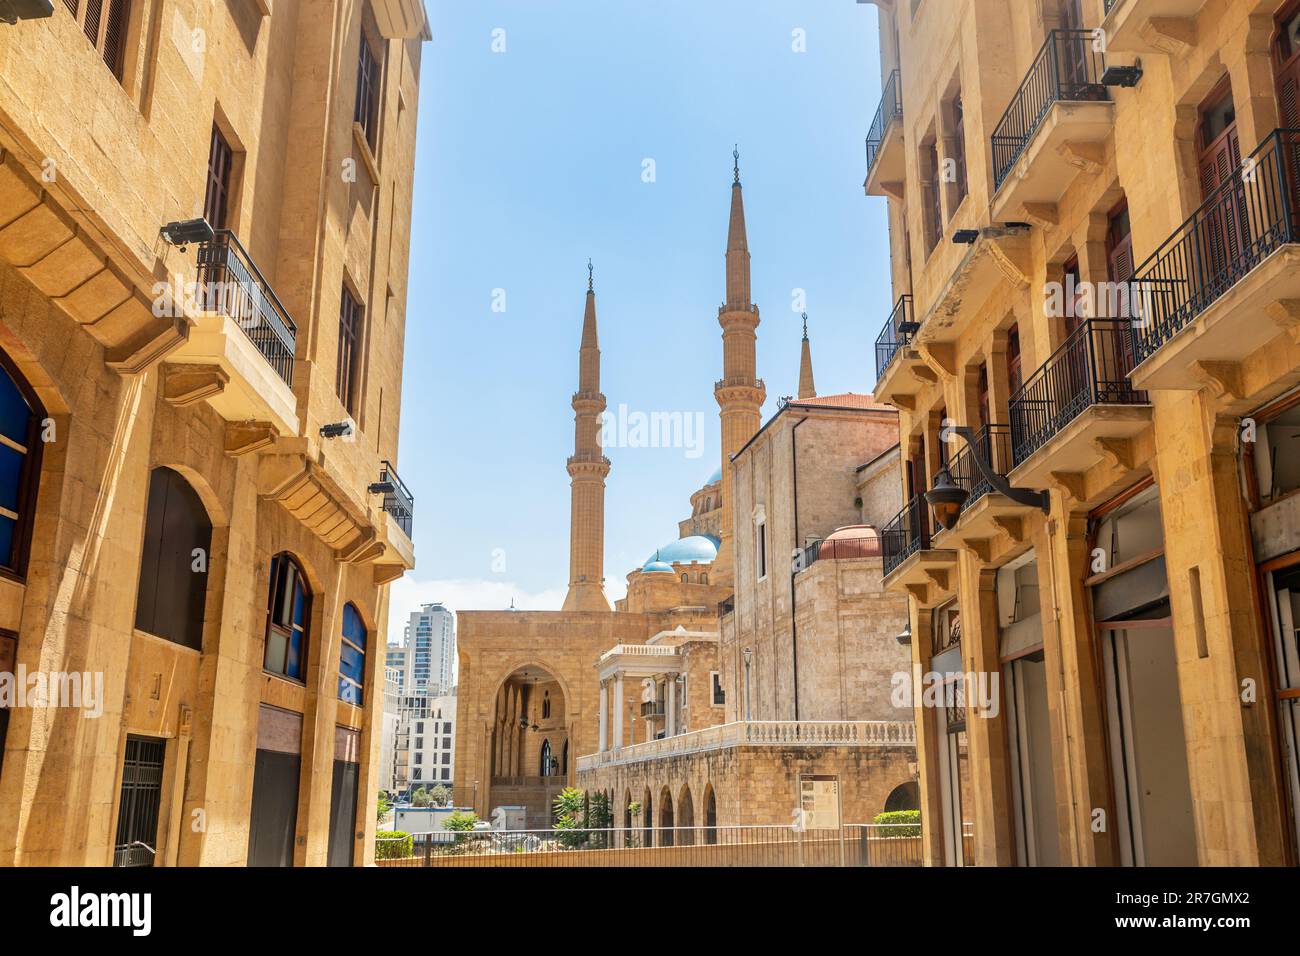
444, 810, 479, 831
411, 785, 431, 807
376, 790, 391, 823
429, 784, 453, 807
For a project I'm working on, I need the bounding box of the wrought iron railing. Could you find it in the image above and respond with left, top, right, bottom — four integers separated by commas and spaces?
377, 460, 414, 537
640, 700, 665, 718
1130, 128, 1300, 365
865, 69, 903, 177
196, 230, 298, 386
881, 495, 931, 577
991, 30, 1108, 190
874, 294, 916, 381
1008, 318, 1147, 465
944, 424, 1013, 515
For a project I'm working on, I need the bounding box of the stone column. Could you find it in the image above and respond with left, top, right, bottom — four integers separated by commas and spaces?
612, 676, 624, 751
666, 674, 678, 737
598, 681, 608, 753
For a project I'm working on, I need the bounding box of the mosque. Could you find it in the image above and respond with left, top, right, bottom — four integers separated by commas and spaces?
452, 152, 917, 832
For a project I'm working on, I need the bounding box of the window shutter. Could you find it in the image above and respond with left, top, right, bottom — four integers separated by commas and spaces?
62, 0, 78, 14
103, 0, 128, 79
82, 0, 103, 46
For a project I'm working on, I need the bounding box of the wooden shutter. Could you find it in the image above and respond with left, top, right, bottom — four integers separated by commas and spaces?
82, 0, 102, 45
204, 126, 233, 231
102, 0, 128, 78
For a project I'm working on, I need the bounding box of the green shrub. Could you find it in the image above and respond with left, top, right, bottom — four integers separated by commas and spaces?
375, 830, 413, 859
873, 810, 921, 837
444, 810, 479, 831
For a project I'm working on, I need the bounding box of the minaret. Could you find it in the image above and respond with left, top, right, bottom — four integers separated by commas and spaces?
563, 260, 613, 612
798, 312, 816, 399
714, 148, 766, 589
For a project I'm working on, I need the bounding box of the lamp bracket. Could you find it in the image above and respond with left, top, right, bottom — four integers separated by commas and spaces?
953, 426, 1050, 515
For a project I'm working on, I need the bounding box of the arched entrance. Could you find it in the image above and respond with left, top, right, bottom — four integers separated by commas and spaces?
489, 664, 569, 827
703, 784, 718, 844
658, 785, 675, 847
642, 788, 653, 848
677, 784, 695, 846
884, 781, 920, 813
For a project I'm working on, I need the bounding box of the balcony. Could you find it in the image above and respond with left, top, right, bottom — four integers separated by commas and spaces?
990, 30, 1113, 222
576, 720, 915, 772
1128, 128, 1300, 395
1102, 0, 1207, 56
864, 69, 904, 198
1008, 318, 1150, 500
640, 701, 665, 718
370, 459, 416, 581
164, 230, 298, 437
873, 295, 933, 409
881, 495, 957, 601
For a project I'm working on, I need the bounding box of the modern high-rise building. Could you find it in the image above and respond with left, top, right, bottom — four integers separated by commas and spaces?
0, 1, 429, 866
388, 602, 456, 698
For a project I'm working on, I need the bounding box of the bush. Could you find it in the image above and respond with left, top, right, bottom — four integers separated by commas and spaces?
873, 810, 921, 837
443, 810, 479, 831
375, 830, 413, 859
429, 784, 453, 807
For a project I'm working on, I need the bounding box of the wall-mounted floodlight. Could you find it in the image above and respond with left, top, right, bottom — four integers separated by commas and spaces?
0, 0, 54, 24
159, 218, 214, 252
320, 421, 354, 439
1101, 64, 1143, 88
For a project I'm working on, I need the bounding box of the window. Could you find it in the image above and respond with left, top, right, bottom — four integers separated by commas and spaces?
413, 753, 422, 765
711, 671, 725, 706
338, 602, 366, 706
442, 737, 451, 749
1006, 324, 1023, 395
1106, 201, 1134, 284
62, 0, 131, 82
946, 89, 968, 210
415, 736, 423, 748
336, 286, 364, 415
921, 136, 943, 253
134, 467, 212, 650
539, 739, 553, 776
756, 518, 767, 580
415, 721, 423, 734
441, 768, 450, 781
204, 125, 234, 231
354, 28, 382, 152
112, 735, 165, 867
542, 690, 551, 719
0, 352, 44, 578
265, 553, 310, 681
441, 752, 449, 764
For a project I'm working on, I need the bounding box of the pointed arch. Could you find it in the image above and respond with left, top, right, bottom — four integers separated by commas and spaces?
539, 738, 553, 777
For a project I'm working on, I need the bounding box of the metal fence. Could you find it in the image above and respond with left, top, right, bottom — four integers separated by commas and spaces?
865, 68, 903, 176
196, 229, 298, 385
945, 423, 1013, 515
1130, 128, 1300, 364
1008, 318, 1146, 465
881, 495, 931, 578
874, 294, 916, 382
375, 459, 414, 537
375, 824, 924, 868
991, 29, 1108, 190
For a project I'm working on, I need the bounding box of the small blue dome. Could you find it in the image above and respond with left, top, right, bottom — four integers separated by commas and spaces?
642, 559, 675, 574
646, 535, 720, 566
706, 466, 722, 485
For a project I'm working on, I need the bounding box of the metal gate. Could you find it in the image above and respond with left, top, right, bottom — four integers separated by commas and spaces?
112, 735, 166, 867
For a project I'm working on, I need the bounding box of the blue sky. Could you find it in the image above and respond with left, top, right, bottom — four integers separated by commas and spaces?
388, 1, 888, 642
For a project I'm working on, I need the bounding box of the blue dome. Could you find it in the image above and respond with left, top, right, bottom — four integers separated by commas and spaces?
706, 466, 722, 485
646, 535, 720, 566
642, 559, 675, 574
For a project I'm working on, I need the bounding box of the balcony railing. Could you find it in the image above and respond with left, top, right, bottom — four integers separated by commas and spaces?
1130, 128, 1300, 365
945, 423, 1014, 515
376, 460, 414, 537
874, 295, 916, 381
196, 230, 298, 386
1009, 318, 1147, 465
865, 69, 903, 176
991, 30, 1108, 190
640, 701, 665, 718
881, 495, 931, 578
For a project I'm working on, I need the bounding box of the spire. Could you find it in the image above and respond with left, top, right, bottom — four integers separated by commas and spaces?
726, 147, 750, 309
798, 312, 816, 400
564, 260, 612, 612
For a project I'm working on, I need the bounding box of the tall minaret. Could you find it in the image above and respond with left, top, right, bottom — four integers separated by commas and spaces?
714, 148, 765, 589
798, 312, 816, 399
563, 260, 613, 612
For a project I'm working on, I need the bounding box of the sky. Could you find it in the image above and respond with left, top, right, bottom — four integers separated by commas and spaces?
387, 1, 889, 644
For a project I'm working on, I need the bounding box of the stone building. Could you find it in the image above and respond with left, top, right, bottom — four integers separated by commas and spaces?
455, 154, 917, 835
0, 0, 428, 865
863, 0, 1300, 866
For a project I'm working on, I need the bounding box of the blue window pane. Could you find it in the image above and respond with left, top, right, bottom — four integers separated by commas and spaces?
0, 370, 32, 446
0, 515, 14, 568
342, 603, 366, 649
286, 629, 302, 679
0, 444, 23, 512
340, 643, 364, 682
338, 677, 361, 706
291, 580, 307, 629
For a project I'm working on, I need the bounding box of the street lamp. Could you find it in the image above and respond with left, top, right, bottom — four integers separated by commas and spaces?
742, 647, 753, 721
923, 425, 1050, 531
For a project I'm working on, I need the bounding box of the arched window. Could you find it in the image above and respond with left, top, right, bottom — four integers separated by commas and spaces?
681, 573, 689, 583
265, 553, 310, 680
700, 573, 709, 585
542, 690, 551, 719
134, 467, 212, 650
0, 353, 44, 578
562, 739, 568, 775
338, 602, 366, 705
539, 738, 553, 777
